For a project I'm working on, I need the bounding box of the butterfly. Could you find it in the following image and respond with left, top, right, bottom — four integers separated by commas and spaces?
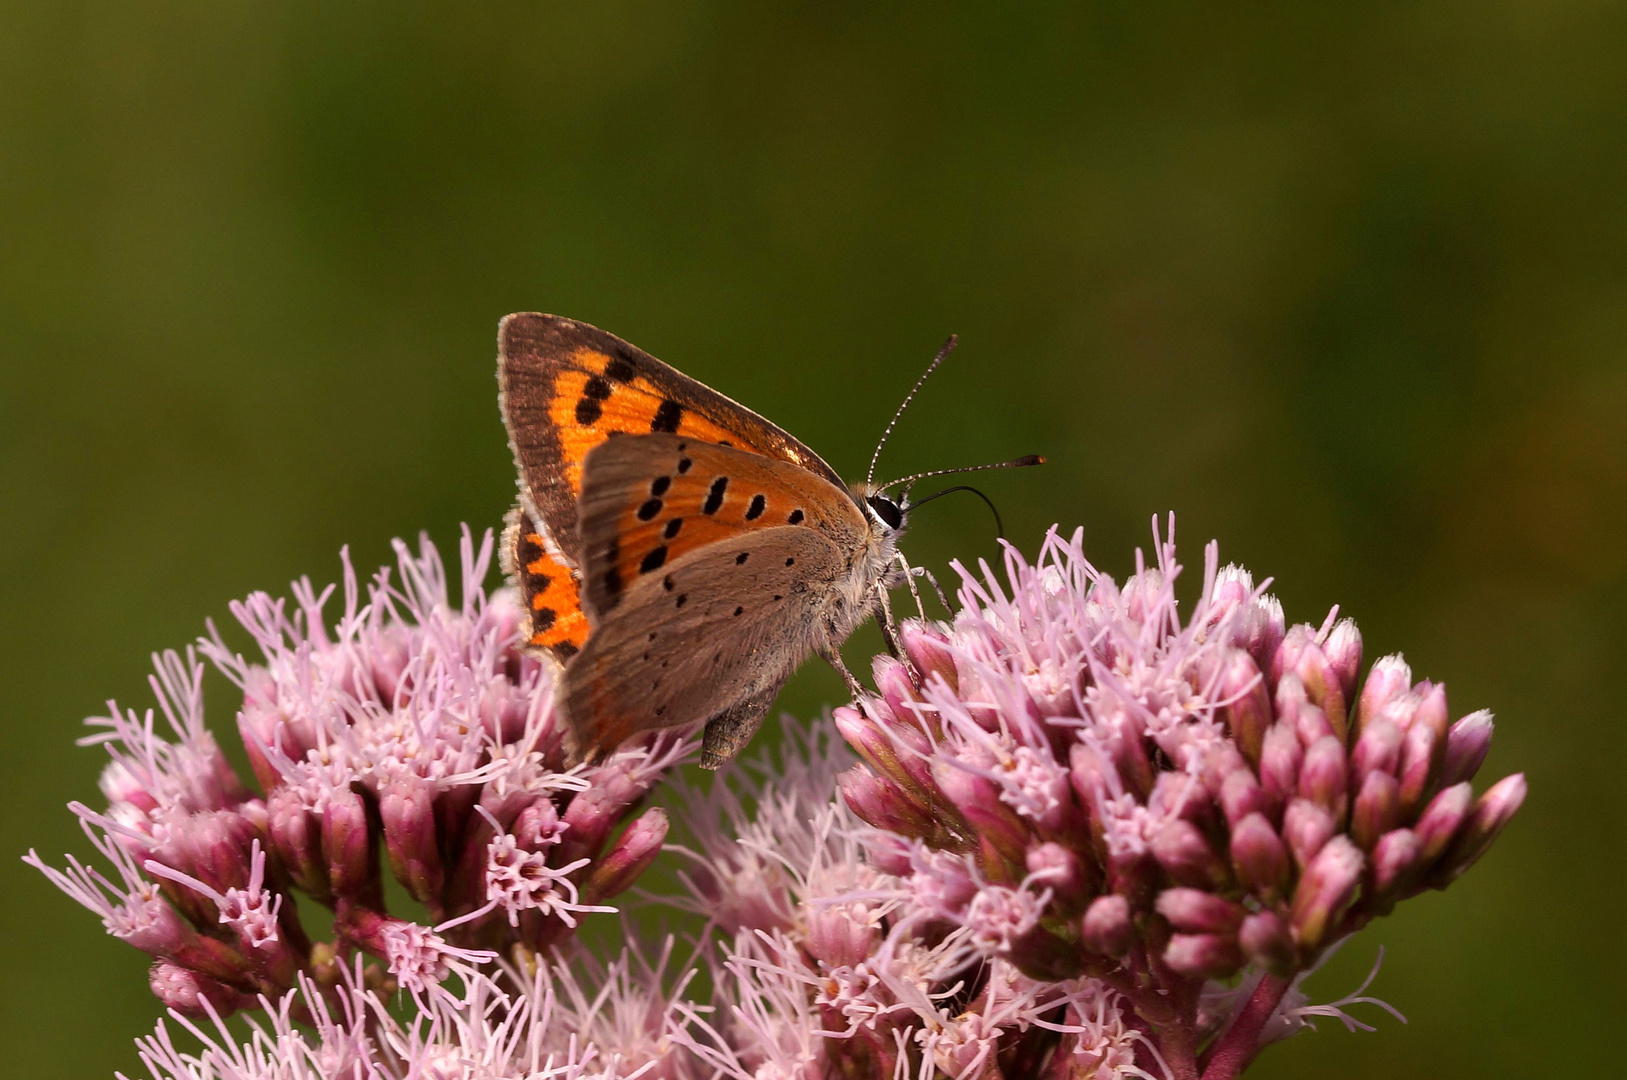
496, 313, 1038, 769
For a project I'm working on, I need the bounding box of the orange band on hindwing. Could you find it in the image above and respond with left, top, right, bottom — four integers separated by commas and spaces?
502, 514, 589, 661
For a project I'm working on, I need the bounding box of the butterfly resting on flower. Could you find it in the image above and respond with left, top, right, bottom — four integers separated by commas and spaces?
497, 314, 1038, 768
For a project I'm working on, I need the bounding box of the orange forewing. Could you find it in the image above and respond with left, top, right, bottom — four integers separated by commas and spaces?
499, 313, 845, 567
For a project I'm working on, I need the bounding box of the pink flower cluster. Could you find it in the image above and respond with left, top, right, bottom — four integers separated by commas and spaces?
28, 529, 681, 1019
834, 521, 1525, 1079
29, 520, 1524, 1080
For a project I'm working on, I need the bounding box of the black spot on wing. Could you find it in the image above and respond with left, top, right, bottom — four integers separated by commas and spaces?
605, 354, 638, 383
576, 375, 614, 425
650, 476, 671, 496
641, 546, 668, 573
664, 518, 683, 539
677, 456, 693, 474
735, 552, 749, 564
637, 499, 663, 521
788, 509, 805, 525
531, 608, 556, 632
704, 477, 728, 514
745, 494, 766, 520
651, 399, 683, 433
554, 642, 579, 660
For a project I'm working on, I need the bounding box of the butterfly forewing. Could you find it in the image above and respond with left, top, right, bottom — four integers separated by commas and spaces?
560, 526, 849, 762
573, 433, 870, 620
498, 313, 845, 565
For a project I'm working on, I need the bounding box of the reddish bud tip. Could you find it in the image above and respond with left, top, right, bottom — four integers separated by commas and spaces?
1081, 894, 1134, 958
1440, 710, 1495, 787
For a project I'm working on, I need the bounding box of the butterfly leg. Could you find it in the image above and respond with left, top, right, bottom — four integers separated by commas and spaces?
816, 643, 866, 702
894, 551, 929, 621
699, 680, 785, 770
874, 584, 902, 659
915, 562, 952, 614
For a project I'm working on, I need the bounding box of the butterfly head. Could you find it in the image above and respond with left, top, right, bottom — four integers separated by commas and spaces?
863, 491, 906, 533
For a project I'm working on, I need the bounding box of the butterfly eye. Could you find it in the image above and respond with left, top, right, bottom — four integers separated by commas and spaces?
866, 495, 904, 530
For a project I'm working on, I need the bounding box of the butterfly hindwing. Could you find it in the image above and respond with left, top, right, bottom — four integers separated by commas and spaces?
573, 433, 870, 621
498, 313, 845, 566
499, 507, 590, 663
560, 525, 849, 764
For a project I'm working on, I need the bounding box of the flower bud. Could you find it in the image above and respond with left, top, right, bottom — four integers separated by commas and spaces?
322, 788, 375, 899
1275, 675, 1333, 747
1440, 710, 1494, 787
1151, 819, 1228, 889
379, 775, 443, 905
934, 760, 1028, 882
267, 786, 328, 902
1414, 782, 1473, 865
1229, 812, 1290, 901
1351, 771, 1400, 850
1351, 718, 1403, 784
1395, 720, 1440, 818
1258, 722, 1302, 809
582, 807, 669, 903
1215, 649, 1271, 763
1081, 894, 1133, 958
1164, 933, 1243, 979
1239, 910, 1297, 975
1220, 768, 1270, 827
1323, 618, 1363, 704
901, 620, 958, 692
149, 961, 256, 1019
1282, 798, 1334, 870
1156, 888, 1245, 933
1371, 827, 1423, 899
839, 765, 934, 840
1026, 843, 1092, 914
1357, 654, 1412, 731
1279, 628, 1348, 742
1290, 835, 1363, 950
1240, 594, 1286, 675
835, 705, 937, 806
873, 654, 920, 724
1435, 773, 1526, 884
1298, 736, 1347, 821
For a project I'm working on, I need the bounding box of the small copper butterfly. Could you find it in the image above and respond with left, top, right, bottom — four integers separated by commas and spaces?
496, 313, 1039, 768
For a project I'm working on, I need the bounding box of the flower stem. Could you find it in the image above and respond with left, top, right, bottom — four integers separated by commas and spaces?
1199, 974, 1291, 1080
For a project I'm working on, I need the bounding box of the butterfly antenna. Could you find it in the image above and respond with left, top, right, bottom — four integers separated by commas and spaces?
906, 484, 1009, 538
876, 454, 1045, 498
866, 334, 959, 488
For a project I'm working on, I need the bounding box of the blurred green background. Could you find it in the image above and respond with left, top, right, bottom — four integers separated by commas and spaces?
2, 2, 1621, 1076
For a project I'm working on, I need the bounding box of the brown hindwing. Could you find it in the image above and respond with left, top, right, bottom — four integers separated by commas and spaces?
498, 313, 850, 567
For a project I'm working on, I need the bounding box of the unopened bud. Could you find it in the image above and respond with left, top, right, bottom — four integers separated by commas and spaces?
322, 788, 374, 899
1026, 842, 1092, 914
1259, 722, 1302, 808
1151, 819, 1228, 889
1164, 933, 1243, 979
1357, 654, 1412, 732
379, 775, 443, 905
1435, 773, 1526, 885
1351, 771, 1401, 850
901, 620, 959, 692
1440, 710, 1494, 787
1414, 782, 1474, 865
1323, 618, 1363, 704
1282, 798, 1335, 871
873, 655, 920, 724
1371, 827, 1424, 899
1216, 649, 1271, 763
1230, 812, 1290, 901
1290, 835, 1363, 950
1281, 629, 1348, 743
1239, 910, 1297, 975
268, 786, 328, 902
1351, 717, 1403, 785
1298, 736, 1347, 820
583, 807, 668, 903
1395, 720, 1440, 818
1081, 894, 1133, 958
934, 760, 1028, 882
805, 900, 882, 969
839, 765, 933, 840
1156, 887, 1246, 933
1220, 769, 1270, 827
149, 961, 255, 1019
